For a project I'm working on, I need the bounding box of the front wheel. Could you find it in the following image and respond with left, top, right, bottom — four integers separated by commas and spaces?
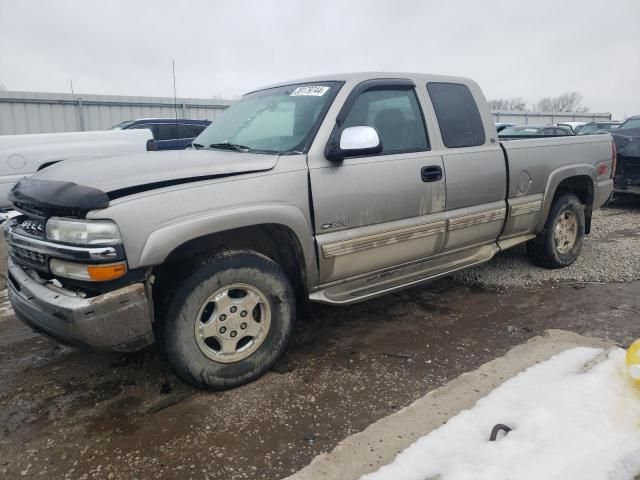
526, 193, 585, 269
161, 250, 295, 390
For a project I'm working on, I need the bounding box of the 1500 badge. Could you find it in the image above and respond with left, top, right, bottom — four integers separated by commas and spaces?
321, 218, 350, 230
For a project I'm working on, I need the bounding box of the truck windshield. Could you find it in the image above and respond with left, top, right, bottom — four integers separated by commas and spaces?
194, 81, 341, 154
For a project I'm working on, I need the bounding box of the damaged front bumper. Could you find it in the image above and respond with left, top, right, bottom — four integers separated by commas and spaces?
7, 259, 154, 352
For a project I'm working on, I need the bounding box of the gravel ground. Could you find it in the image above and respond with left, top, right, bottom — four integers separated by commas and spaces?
454, 198, 640, 288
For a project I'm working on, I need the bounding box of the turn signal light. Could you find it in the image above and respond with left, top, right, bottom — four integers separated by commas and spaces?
87, 262, 128, 281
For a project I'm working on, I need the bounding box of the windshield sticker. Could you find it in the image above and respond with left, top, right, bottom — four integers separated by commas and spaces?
290, 86, 330, 97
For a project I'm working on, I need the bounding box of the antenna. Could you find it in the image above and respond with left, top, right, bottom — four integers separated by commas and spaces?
70, 80, 74, 96
172, 60, 178, 134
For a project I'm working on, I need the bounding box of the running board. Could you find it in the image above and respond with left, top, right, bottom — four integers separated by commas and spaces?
309, 244, 499, 305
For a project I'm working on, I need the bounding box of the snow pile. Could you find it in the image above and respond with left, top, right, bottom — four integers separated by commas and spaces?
363, 347, 640, 480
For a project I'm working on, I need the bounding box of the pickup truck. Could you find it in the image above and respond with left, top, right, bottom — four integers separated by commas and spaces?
5, 73, 615, 390
0, 129, 152, 209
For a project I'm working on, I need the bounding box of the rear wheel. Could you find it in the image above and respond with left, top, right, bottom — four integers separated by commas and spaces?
526, 193, 585, 269
161, 250, 295, 390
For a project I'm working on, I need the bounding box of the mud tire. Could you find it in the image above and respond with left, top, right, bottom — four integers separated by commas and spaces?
526, 193, 585, 269
160, 250, 295, 390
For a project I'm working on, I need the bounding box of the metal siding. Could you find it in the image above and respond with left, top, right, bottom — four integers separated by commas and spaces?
0, 91, 232, 135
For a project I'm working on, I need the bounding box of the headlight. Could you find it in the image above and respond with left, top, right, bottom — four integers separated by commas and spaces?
46, 218, 122, 245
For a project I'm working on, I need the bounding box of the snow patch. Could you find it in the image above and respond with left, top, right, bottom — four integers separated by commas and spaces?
362, 347, 640, 480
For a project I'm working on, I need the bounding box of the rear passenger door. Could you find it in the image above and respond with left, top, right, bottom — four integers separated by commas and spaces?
425, 82, 507, 254
310, 79, 447, 285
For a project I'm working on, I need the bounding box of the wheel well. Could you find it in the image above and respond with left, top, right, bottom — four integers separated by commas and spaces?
152, 224, 309, 319
553, 175, 594, 233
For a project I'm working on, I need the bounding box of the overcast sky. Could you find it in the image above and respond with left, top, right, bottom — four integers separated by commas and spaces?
1, 0, 639, 119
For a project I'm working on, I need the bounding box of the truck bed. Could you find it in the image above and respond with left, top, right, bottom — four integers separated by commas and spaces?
500, 134, 614, 200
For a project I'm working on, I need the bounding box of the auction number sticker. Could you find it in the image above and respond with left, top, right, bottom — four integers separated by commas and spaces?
290, 86, 330, 97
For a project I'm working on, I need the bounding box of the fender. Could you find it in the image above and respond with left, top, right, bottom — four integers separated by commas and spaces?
535, 164, 596, 233
137, 202, 319, 287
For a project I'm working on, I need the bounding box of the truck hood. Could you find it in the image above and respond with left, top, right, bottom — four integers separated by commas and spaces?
9, 149, 279, 212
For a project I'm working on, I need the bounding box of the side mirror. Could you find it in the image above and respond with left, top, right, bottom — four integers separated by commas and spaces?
325, 126, 382, 161
146, 139, 157, 151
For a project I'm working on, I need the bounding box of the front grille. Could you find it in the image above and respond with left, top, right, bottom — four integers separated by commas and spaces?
16, 218, 46, 238
7, 214, 49, 271
10, 245, 47, 269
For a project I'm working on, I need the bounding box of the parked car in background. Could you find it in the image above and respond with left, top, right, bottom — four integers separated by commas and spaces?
5, 72, 615, 390
616, 115, 640, 131
608, 115, 640, 196
576, 121, 620, 135
557, 121, 586, 134
498, 125, 574, 137
0, 129, 151, 209
495, 122, 516, 133
111, 118, 211, 150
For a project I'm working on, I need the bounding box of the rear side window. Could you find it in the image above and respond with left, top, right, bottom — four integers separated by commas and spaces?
341, 88, 429, 154
178, 124, 197, 138
427, 82, 485, 148
186, 124, 207, 136
155, 124, 178, 141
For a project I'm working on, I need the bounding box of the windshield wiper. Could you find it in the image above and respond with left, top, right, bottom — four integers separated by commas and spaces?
208, 142, 252, 152
191, 142, 205, 149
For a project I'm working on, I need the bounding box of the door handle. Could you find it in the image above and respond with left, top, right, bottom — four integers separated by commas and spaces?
421, 165, 442, 182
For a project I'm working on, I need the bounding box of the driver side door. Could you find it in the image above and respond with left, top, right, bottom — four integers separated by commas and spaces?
309, 79, 446, 286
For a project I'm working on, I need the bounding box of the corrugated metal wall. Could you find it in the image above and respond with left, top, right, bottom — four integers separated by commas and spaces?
0, 90, 614, 135
492, 111, 611, 125
0, 91, 233, 135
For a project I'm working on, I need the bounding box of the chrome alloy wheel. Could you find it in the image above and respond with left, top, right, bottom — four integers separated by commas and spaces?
554, 210, 578, 254
194, 283, 272, 363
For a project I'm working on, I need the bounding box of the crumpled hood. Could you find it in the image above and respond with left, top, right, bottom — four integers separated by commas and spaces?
9, 149, 279, 211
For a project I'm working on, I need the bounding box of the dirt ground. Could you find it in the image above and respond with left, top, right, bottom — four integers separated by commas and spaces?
1, 200, 639, 480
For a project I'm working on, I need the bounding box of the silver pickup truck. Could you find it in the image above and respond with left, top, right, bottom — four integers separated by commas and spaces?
5, 73, 615, 390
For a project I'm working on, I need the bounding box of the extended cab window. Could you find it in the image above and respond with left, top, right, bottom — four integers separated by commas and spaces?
342, 88, 428, 153
427, 82, 485, 148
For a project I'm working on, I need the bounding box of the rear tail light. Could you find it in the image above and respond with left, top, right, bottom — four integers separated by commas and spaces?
611, 140, 617, 178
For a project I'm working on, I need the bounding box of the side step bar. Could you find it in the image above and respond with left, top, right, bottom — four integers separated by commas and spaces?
309, 244, 499, 305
